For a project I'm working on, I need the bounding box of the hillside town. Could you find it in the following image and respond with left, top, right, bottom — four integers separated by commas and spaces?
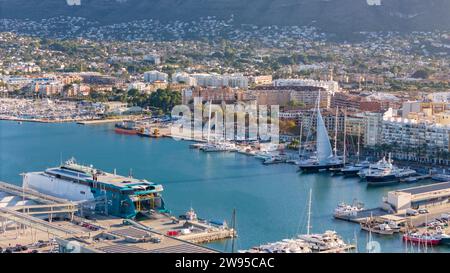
0, 22, 449, 166
2, 1, 450, 258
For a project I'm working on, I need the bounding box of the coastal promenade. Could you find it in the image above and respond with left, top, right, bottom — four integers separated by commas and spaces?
0, 116, 133, 124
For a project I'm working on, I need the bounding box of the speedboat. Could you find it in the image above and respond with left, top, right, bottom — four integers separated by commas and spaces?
263, 155, 285, 165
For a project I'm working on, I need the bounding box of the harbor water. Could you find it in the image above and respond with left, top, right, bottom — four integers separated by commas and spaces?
0, 120, 449, 253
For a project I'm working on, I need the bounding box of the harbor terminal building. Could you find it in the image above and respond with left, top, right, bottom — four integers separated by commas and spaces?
384, 182, 450, 213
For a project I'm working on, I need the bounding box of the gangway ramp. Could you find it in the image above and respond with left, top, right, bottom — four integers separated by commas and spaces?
0, 207, 81, 237
0, 181, 70, 205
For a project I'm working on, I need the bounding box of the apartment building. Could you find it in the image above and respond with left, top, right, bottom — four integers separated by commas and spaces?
248, 85, 328, 108
382, 117, 450, 154
144, 70, 169, 83
273, 79, 340, 94
181, 86, 245, 105
191, 73, 248, 89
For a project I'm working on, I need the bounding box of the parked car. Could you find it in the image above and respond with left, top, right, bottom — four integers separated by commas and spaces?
418, 208, 429, 214
406, 209, 419, 216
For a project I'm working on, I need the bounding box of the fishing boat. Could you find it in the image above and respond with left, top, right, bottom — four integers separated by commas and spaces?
403, 232, 441, 246
360, 220, 395, 235
114, 120, 138, 135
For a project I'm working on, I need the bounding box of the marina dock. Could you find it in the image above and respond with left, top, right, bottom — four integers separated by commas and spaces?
399, 174, 432, 183
77, 118, 129, 125
333, 208, 390, 223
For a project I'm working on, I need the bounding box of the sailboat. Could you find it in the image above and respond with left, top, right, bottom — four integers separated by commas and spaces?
297, 189, 355, 253
201, 101, 237, 153
341, 125, 371, 176
298, 93, 344, 172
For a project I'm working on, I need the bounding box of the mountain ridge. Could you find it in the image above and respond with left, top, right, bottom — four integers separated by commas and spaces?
0, 0, 449, 34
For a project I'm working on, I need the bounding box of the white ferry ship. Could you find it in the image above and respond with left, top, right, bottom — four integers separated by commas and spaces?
22, 158, 167, 219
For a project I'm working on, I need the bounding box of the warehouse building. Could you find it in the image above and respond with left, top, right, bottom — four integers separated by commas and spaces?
385, 182, 450, 213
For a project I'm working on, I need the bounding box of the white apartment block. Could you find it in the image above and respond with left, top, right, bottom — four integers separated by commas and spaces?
191, 73, 248, 89
364, 112, 383, 147
143, 54, 161, 65
143, 70, 168, 83
127, 82, 153, 94
381, 117, 450, 153
172, 72, 197, 86
273, 79, 340, 94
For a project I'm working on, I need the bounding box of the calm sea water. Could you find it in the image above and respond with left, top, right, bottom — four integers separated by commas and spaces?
0, 120, 448, 253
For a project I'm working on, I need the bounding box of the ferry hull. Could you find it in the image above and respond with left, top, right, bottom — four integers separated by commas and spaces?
23, 172, 95, 202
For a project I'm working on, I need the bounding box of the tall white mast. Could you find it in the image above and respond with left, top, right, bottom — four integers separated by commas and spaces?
298, 122, 303, 157
343, 108, 347, 165
206, 100, 212, 143
357, 124, 361, 163
307, 188, 312, 235
334, 106, 339, 157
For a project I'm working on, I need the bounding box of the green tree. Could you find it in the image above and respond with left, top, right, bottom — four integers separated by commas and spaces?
148, 89, 181, 113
